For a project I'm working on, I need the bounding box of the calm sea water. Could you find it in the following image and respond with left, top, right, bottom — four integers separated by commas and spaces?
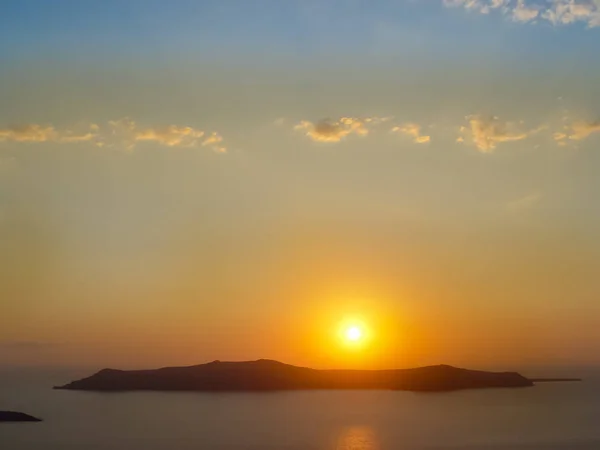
1, 368, 599, 450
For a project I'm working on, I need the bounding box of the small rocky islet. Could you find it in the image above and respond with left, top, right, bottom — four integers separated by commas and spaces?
0, 411, 42, 422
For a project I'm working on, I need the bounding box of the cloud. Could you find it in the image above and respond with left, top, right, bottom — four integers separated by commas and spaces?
554, 119, 600, 145
0, 124, 58, 142
58, 132, 98, 143
108, 118, 136, 133
135, 125, 205, 147
391, 123, 431, 144
443, 0, 508, 14
567, 121, 600, 140
457, 115, 539, 152
542, 0, 600, 26
3, 115, 598, 155
506, 192, 542, 213
512, 0, 539, 22
0, 123, 100, 144
553, 131, 569, 146
58, 124, 100, 143
201, 132, 226, 153
0, 119, 227, 153
107, 119, 226, 152
294, 117, 371, 143
293, 117, 394, 143
443, 0, 600, 28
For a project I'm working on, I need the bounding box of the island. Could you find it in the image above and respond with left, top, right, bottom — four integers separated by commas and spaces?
54, 359, 537, 392
0, 411, 42, 422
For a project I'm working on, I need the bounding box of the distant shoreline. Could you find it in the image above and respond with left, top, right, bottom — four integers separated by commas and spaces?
530, 378, 582, 383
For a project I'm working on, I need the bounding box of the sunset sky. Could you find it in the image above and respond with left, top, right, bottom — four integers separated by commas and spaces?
1, 0, 600, 371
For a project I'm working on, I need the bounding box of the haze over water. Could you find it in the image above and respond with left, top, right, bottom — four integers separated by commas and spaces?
1, 368, 598, 450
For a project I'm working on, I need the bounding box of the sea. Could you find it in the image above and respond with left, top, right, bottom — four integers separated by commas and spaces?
1, 367, 599, 450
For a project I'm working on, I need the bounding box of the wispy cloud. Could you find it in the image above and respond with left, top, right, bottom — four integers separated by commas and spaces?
0, 120, 227, 153
0, 123, 99, 144
200, 132, 226, 153
2, 114, 598, 155
391, 123, 431, 144
568, 121, 600, 140
109, 119, 227, 152
443, 0, 600, 27
506, 191, 542, 213
0, 124, 58, 143
443, 0, 507, 15
457, 115, 540, 152
554, 119, 600, 145
135, 125, 205, 147
58, 124, 100, 144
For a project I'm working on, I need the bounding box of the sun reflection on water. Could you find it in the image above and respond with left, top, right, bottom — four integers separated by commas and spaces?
335, 426, 380, 450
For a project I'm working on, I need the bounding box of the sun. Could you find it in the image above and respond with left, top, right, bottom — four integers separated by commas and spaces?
345, 325, 363, 342
337, 316, 370, 348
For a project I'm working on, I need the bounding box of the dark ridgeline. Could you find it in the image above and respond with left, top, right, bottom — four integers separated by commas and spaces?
54, 359, 535, 392
0, 411, 42, 422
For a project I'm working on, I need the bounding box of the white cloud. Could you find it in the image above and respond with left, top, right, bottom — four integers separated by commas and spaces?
443, 0, 600, 28
542, 0, 600, 26
443, 0, 511, 14
512, 0, 539, 22
443, 0, 494, 14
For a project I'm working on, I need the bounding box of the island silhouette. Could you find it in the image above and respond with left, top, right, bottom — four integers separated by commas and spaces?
0, 411, 42, 422
52, 359, 569, 392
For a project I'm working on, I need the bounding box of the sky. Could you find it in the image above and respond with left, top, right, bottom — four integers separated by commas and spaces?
1, 0, 600, 372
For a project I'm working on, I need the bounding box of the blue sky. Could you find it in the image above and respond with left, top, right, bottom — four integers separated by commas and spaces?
2, 0, 599, 66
